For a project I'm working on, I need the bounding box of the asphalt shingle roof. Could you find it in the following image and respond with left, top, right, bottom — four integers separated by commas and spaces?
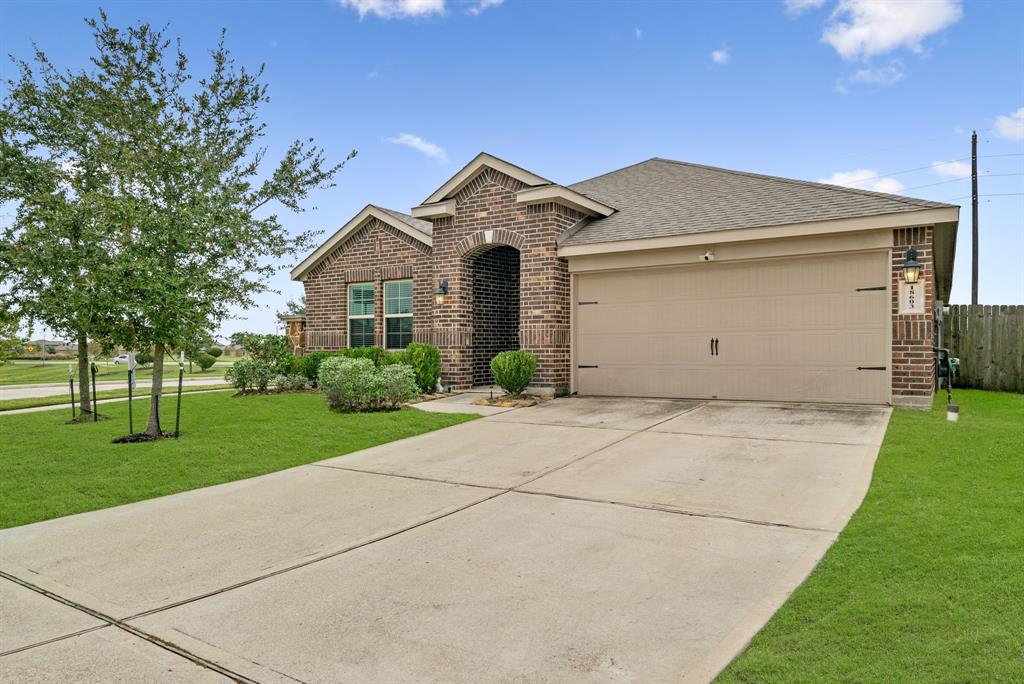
562, 158, 956, 246
373, 205, 433, 237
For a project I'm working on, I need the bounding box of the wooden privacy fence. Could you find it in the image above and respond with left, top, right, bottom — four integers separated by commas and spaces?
946, 304, 1024, 393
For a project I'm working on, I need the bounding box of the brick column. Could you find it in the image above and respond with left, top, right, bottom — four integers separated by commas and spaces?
891, 226, 935, 409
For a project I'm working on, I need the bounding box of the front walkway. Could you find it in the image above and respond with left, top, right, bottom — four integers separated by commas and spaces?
0, 396, 890, 683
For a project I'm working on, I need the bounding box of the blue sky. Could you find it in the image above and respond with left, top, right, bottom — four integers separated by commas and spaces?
4, 0, 1022, 340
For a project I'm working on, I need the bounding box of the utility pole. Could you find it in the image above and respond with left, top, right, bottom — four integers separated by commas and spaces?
971, 130, 979, 305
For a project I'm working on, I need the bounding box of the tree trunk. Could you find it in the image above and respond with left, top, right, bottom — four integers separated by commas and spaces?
145, 343, 165, 436
77, 334, 92, 416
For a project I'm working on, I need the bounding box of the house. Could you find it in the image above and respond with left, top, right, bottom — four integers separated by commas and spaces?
291, 153, 958, 408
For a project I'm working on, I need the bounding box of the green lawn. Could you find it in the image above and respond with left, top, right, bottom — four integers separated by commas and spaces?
717, 389, 1024, 683
0, 391, 475, 529
0, 358, 238, 385
0, 384, 231, 412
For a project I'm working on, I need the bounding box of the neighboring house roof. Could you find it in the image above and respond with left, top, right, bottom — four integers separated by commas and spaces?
290, 204, 432, 281
562, 158, 958, 247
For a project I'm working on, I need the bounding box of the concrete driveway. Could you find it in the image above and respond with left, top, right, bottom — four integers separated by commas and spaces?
0, 396, 890, 683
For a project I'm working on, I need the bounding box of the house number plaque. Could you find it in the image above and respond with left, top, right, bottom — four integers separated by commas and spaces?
898, 280, 925, 314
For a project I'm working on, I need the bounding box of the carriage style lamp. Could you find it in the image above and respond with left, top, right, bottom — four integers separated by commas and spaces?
902, 248, 921, 284
434, 280, 449, 305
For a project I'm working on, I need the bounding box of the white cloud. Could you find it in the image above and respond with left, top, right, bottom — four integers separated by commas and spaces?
339, 0, 445, 19
465, 0, 502, 15
848, 60, 904, 86
634, 27, 643, 40
387, 133, 448, 163
819, 169, 905, 194
931, 160, 971, 179
994, 107, 1024, 141
366, 70, 380, 80
823, 0, 963, 61
785, 0, 826, 16
711, 47, 731, 64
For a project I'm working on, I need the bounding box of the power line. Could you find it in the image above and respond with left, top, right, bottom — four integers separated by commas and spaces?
944, 193, 1024, 201
833, 154, 1024, 186
900, 173, 1024, 192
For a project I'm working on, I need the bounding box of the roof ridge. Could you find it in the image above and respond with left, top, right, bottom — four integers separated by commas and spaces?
648, 157, 955, 210
569, 157, 660, 189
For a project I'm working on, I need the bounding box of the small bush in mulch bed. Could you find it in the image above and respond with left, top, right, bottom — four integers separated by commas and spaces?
490, 350, 537, 396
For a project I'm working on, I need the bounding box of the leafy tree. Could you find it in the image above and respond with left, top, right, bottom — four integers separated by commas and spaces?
278, 295, 306, 317
77, 13, 353, 436
45, 345, 57, 356
0, 41, 122, 416
206, 346, 223, 358
0, 313, 24, 364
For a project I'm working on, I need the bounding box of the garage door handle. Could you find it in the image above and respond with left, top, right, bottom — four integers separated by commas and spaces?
714, 338, 719, 356
710, 338, 715, 356
856, 286, 887, 291
578, 364, 599, 369
857, 366, 886, 371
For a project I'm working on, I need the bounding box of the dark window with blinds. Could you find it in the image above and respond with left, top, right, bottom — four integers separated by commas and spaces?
385, 280, 413, 350
348, 283, 375, 347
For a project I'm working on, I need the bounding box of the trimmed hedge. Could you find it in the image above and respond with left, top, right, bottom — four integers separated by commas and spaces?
398, 343, 441, 393
490, 350, 537, 396
318, 357, 418, 411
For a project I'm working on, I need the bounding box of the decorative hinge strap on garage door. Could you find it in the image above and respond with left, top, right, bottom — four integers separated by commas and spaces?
856, 366, 887, 371
855, 286, 887, 291
577, 301, 599, 305
577, 364, 599, 368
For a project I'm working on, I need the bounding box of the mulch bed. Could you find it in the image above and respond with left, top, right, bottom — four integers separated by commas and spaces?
408, 391, 462, 404
112, 431, 176, 443
471, 395, 548, 408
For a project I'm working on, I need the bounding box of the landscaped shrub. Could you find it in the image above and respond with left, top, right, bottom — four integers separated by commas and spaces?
273, 373, 307, 392
194, 353, 216, 371
402, 343, 441, 393
240, 334, 293, 374
375, 364, 419, 408
225, 357, 274, 392
206, 347, 223, 358
135, 350, 154, 366
290, 351, 334, 386
319, 357, 375, 411
336, 346, 400, 367
318, 357, 418, 411
490, 350, 537, 396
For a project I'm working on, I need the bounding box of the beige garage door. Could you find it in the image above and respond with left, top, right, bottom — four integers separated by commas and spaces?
574, 251, 890, 404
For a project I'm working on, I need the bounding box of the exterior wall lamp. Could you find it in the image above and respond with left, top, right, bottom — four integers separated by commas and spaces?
902, 248, 922, 284
434, 280, 449, 305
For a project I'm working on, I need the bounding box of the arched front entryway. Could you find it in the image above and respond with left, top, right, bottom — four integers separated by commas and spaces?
464, 244, 521, 386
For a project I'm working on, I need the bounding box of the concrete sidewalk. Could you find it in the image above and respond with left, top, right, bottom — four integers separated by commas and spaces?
0, 377, 226, 401
0, 396, 890, 683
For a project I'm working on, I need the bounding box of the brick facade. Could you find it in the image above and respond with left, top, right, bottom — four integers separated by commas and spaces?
891, 226, 936, 409
428, 168, 582, 393
303, 217, 433, 352
297, 160, 943, 407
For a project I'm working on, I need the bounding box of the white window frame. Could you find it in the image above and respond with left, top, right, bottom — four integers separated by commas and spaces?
347, 282, 375, 348
384, 279, 414, 351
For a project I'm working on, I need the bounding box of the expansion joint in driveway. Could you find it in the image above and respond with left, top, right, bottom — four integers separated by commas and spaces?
0, 570, 260, 683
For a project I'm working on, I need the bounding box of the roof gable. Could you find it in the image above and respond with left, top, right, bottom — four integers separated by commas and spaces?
420, 152, 552, 204
290, 205, 431, 281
